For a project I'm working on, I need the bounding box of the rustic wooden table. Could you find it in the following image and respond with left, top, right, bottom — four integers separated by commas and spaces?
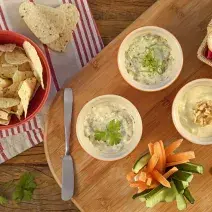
0, 1, 155, 211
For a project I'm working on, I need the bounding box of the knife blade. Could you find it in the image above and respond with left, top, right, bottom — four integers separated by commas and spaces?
62, 88, 74, 201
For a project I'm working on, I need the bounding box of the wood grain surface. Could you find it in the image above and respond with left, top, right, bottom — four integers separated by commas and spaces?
45, 0, 212, 211
0, 1, 154, 211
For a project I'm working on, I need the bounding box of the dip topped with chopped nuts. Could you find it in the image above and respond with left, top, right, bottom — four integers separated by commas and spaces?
178, 85, 212, 138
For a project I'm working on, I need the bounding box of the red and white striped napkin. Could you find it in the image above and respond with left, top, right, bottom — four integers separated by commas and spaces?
0, 0, 104, 163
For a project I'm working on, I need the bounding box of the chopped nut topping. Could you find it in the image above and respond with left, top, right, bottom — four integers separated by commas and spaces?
193, 100, 212, 126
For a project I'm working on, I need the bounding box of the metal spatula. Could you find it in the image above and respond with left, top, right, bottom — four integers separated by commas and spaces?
62, 88, 74, 201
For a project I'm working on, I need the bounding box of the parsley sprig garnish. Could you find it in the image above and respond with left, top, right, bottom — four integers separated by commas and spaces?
94, 119, 122, 146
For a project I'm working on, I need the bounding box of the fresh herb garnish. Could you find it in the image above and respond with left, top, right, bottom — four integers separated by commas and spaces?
142, 50, 159, 73
94, 119, 122, 146
12, 172, 37, 202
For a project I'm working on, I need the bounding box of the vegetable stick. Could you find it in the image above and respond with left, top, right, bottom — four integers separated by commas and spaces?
130, 181, 147, 189
148, 142, 154, 155
154, 142, 164, 173
147, 153, 159, 173
151, 170, 171, 188
163, 167, 178, 179
139, 171, 147, 182
146, 177, 152, 186
159, 140, 166, 172
126, 171, 136, 182
165, 139, 183, 156
167, 151, 195, 163
166, 160, 189, 167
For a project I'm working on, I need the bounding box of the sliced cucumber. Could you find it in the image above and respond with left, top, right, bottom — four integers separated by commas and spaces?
183, 188, 195, 204
177, 162, 204, 174
176, 194, 187, 210
172, 171, 193, 183
132, 153, 151, 174
132, 189, 152, 199
145, 187, 168, 208
145, 185, 164, 199
173, 179, 189, 194
165, 181, 177, 202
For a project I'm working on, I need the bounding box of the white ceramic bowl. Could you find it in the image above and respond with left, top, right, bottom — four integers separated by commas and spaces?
172, 79, 212, 145
76, 95, 143, 161
118, 26, 183, 92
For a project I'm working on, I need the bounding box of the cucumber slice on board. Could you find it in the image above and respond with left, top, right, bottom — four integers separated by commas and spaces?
177, 162, 204, 174
132, 189, 152, 199
183, 188, 195, 204
145, 185, 164, 199
132, 153, 151, 174
173, 179, 189, 194
145, 187, 168, 208
172, 171, 193, 183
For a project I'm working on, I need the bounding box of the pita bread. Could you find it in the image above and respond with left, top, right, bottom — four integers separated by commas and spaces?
47, 3, 79, 52
19, 1, 65, 44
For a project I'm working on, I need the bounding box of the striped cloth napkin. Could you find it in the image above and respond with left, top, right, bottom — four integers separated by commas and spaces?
0, 0, 104, 163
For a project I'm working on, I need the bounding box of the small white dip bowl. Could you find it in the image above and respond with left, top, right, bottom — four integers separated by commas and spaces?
118, 26, 183, 92
76, 95, 143, 161
172, 79, 212, 145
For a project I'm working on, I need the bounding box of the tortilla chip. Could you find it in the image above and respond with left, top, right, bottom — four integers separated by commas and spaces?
0, 65, 18, 78
12, 70, 34, 83
5, 47, 29, 65
23, 41, 44, 89
19, 2, 65, 44
18, 77, 37, 117
0, 44, 16, 52
0, 115, 11, 125
0, 77, 12, 88
0, 97, 20, 108
3, 82, 22, 98
0, 110, 9, 120
1, 107, 11, 113
47, 4, 79, 52
0, 52, 3, 56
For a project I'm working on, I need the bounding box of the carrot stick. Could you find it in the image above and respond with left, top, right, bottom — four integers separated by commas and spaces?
130, 181, 147, 189
167, 151, 195, 163
165, 139, 183, 156
148, 142, 154, 155
147, 153, 159, 173
126, 171, 136, 182
146, 177, 152, 186
166, 160, 189, 167
154, 142, 163, 173
139, 171, 147, 182
163, 167, 178, 179
151, 170, 171, 188
159, 140, 166, 172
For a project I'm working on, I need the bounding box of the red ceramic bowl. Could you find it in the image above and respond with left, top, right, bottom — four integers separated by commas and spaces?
0, 30, 51, 129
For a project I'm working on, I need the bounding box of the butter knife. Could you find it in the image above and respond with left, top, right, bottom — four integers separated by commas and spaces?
62, 88, 74, 201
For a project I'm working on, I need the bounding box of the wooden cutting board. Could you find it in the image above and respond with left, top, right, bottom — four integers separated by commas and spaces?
44, 0, 212, 211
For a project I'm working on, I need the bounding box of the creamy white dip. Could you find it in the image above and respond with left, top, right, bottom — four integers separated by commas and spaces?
178, 85, 212, 138
84, 102, 134, 152
125, 33, 173, 85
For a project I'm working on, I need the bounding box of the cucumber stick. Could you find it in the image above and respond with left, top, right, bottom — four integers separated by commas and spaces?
173, 179, 189, 194
132, 153, 151, 173
172, 171, 193, 183
172, 180, 187, 210
183, 188, 195, 204
145, 187, 168, 208
177, 162, 204, 174
132, 189, 152, 199
165, 182, 177, 202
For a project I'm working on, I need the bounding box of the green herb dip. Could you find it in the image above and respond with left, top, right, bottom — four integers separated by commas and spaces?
125, 33, 173, 85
